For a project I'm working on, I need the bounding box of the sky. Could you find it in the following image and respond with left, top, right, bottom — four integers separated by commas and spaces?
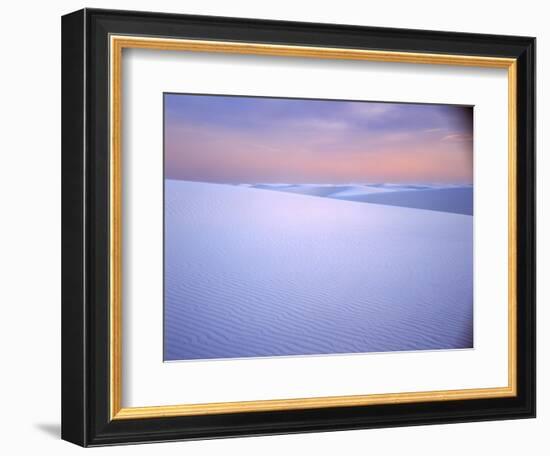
164, 94, 473, 184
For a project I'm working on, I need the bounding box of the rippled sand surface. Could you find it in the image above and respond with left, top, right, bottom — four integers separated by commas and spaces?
164, 180, 473, 361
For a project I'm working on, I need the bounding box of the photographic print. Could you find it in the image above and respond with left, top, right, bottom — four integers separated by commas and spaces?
163, 93, 474, 362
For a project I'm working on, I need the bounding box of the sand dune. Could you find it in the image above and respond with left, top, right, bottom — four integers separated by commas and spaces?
248, 183, 473, 215
333, 187, 473, 215
250, 183, 409, 197
252, 183, 348, 197
164, 180, 473, 361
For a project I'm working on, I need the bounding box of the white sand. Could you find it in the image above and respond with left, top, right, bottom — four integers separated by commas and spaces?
164, 180, 473, 361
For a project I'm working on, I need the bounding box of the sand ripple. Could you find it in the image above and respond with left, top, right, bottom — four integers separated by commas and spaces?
164, 180, 473, 361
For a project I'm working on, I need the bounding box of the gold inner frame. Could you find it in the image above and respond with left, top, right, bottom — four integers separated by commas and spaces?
109, 35, 518, 420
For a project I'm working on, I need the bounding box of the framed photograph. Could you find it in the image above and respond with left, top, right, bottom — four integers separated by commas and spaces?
61, 8, 536, 447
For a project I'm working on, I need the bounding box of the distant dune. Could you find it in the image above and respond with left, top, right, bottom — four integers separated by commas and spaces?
334, 187, 473, 215
252, 183, 348, 197
164, 180, 473, 361
249, 183, 473, 215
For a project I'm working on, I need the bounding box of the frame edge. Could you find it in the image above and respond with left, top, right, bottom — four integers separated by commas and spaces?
61, 8, 88, 448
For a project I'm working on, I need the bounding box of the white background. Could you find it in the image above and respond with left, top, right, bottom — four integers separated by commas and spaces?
0, 0, 546, 454
123, 50, 509, 407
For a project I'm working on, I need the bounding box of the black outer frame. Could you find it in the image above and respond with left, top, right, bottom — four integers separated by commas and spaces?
61, 8, 536, 447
